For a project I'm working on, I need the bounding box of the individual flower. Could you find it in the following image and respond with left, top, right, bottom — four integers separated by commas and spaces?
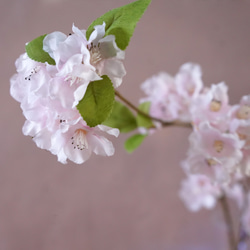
22, 100, 80, 152
49, 117, 119, 164
233, 95, 250, 121
10, 53, 53, 106
87, 22, 126, 87
191, 122, 244, 167
190, 82, 230, 129
181, 151, 229, 183
140, 72, 174, 101
175, 63, 203, 122
140, 72, 182, 121
229, 95, 250, 151
43, 22, 126, 107
183, 121, 245, 183
179, 174, 222, 212
175, 63, 203, 100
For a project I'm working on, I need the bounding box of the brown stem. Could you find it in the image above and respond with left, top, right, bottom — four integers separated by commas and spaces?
219, 195, 237, 250
236, 177, 250, 249
114, 90, 192, 129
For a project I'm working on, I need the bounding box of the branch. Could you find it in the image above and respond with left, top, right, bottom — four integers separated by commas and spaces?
219, 195, 237, 250
115, 90, 192, 129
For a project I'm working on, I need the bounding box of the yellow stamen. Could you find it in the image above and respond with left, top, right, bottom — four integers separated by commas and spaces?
210, 99, 221, 112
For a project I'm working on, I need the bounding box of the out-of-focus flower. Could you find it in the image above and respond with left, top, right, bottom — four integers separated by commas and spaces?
183, 122, 244, 183
179, 174, 222, 212
175, 63, 203, 100
140, 63, 203, 123
175, 63, 203, 122
190, 82, 230, 129
191, 122, 244, 163
181, 151, 228, 183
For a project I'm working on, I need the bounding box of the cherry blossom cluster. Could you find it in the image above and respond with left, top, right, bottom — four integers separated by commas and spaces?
10, 23, 126, 164
140, 63, 250, 234
9, 0, 250, 246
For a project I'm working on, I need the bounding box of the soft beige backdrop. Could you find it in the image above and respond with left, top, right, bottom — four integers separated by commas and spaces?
1, 0, 250, 249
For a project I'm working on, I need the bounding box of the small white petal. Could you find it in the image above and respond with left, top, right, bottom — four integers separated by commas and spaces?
43, 32, 67, 58
100, 59, 126, 88
88, 134, 115, 156
98, 125, 120, 137
88, 22, 106, 45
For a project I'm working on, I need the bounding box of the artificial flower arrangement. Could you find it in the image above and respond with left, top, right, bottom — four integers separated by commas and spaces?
10, 0, 250, 249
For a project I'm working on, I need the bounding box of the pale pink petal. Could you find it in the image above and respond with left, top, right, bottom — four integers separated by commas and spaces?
43, 31, 67, 59
98, 125, 120, 137
88, 22, 106, 45
88, 134, 115, 156
98, 58, 126, 88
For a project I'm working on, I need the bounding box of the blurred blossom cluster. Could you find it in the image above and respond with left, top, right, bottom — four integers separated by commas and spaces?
140, 63, 250, 233
10, 23, 125, 164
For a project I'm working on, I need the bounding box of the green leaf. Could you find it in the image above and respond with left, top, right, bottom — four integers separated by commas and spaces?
86, 0, 151, 50
124, 133, 147, 153
103, 101, 137, 133
25, 34, 56, 65
136, 101, 154, 128
77, 75, 115, 127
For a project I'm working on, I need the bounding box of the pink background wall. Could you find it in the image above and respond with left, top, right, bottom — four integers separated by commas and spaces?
1, 0, 250, 249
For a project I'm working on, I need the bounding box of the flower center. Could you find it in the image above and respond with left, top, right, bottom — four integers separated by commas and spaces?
213, 140, 224, 153
24, 66, 40, 81
188, 86, 195, 95
237, 105, 250, 120
210, 99, 221, 112
88, 43, 102, 66
206, 158, 218, 166
71, 129, 88, 150
238, 133, 247, 140
65, 74, 82, 86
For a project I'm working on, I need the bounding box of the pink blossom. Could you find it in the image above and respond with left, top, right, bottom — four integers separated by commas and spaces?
21, 98, 119, 164
50, 118, 119, 164
191, 122, 244, 166
229, 95, 250, 152
181, 152, 229, 183
190, 82, 230, 129
179, 174, 222, 212
140, 72, 182, 121
10, 53, 53, 106
175, 63, 203, 121
43, 23, 126, 108
183, 122, 245, 183
87, 23, 126, 87
175, 63, 203, 99
140, 72, 174, 101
